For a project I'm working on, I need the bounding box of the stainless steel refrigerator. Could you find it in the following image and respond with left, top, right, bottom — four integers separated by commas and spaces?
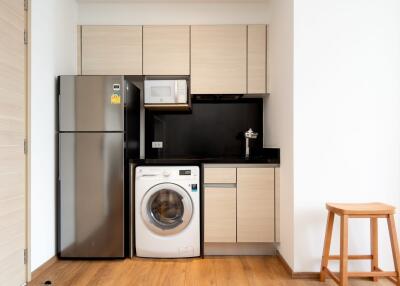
58, 75, 140, 258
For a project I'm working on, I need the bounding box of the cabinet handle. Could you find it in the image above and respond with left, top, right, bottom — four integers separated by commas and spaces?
204, 183, 236, 189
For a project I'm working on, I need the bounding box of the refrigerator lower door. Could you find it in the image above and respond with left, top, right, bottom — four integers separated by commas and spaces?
59, 132, 124, 258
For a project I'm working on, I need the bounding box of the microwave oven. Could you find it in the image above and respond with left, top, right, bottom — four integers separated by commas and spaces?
144, 80, 188, 104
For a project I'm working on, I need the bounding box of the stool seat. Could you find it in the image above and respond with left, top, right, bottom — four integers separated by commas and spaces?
326, 202, 395, 215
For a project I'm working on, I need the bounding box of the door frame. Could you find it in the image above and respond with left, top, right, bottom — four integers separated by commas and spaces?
25, 0, 31, 281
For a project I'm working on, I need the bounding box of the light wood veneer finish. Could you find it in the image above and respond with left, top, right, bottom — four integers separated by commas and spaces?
247, 24, 267, 94
143, 25, 190, 75
275, 167, 280, 242
204, 187, 236, 243
0, 0, 27, 285
203, 167, 236, 184
82, 26, 143, 75
190, 25, 247, 94
237, 168, 275, 243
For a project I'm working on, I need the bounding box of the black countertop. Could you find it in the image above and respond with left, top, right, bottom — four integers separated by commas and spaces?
130, 148, 280, 166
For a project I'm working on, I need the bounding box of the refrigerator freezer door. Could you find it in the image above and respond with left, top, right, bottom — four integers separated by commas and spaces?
59, 75, 125, 132
59, 132, 124, 258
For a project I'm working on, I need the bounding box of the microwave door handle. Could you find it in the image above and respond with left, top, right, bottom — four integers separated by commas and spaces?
174, 81, 178, 103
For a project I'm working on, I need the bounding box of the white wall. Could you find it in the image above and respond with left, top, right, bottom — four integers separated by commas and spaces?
266, 0, 294, 268
31, 0, 78, 271
293, 0, 400, 272
78, 2, 271, 25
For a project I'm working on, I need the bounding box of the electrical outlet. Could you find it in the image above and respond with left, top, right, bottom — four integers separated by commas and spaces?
152, 141, 163, 149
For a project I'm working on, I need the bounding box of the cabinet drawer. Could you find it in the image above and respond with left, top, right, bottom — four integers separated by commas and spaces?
204, 168, 236, 184
204, 187, 236, 243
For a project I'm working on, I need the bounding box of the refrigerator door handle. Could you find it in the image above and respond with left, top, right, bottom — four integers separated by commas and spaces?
129, 163, 134, 257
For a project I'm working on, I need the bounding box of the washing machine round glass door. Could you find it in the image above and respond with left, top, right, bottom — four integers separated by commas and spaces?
141, 183, 193, 235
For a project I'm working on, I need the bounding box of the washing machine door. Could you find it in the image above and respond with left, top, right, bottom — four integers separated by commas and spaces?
141, 183, 193, 236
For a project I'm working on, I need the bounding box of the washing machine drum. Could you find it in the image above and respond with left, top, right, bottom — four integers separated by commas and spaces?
141, 183, 193, 235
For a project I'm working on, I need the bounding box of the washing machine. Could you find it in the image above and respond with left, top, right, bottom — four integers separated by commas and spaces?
135, 166, 200, 258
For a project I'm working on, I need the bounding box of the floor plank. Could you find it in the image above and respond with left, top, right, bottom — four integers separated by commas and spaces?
29, 256, 394, 286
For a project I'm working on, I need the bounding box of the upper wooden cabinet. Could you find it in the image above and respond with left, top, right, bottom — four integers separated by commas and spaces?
247, 25, 267, 94
81, 26, 143, 75
143, 26, 190, 75
79, 24, 269, 92
237, 168, 275, 243
190, 25, 247, 94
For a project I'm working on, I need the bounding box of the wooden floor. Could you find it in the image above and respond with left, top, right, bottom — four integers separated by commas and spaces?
29, 256, 394, 286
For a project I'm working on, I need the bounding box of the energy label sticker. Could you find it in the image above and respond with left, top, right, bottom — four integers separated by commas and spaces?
111, 93, 121, 104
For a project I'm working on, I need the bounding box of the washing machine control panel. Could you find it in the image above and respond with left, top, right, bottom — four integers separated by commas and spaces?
136, 166, 199, 180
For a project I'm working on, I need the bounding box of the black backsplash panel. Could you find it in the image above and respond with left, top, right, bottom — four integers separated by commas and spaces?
145, 99, 263, 159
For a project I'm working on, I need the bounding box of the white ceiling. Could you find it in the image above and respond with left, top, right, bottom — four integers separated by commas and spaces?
78, 0, 268, 3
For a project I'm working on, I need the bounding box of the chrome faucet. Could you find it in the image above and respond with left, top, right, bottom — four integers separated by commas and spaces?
244, 128, 258, 158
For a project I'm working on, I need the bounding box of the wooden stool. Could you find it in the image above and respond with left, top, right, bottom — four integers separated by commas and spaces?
320, 202, 400, 286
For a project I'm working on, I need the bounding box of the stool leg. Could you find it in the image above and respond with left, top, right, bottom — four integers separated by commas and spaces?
370, 217, 378, 282
387, 214, 400, 285
340, 215, 349, 286
320, 211, 335, 282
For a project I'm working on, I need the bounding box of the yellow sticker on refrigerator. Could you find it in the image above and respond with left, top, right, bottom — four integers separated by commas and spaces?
111, 93, 121, 104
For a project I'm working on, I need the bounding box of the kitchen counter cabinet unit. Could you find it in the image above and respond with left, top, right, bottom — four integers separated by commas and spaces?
203, 165, 276, 245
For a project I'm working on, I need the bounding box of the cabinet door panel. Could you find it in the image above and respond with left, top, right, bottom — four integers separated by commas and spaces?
275, 168, 280, 242
191, 25, 247, 94
82, 26, 142, 75
237, 168, 274, 242
143, 26, 190, 75
204, 187, 236, 243
248, 25, 267, 94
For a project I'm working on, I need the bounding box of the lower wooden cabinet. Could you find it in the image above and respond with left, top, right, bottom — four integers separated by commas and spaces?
204, 166, 276, 244
237, 168, 275, 242
204, 187, 236, 243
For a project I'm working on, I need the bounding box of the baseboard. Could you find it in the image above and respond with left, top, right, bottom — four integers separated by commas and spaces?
276, 251, 319, 280
31, 256, 58, 281
276, 250, 293, 276
204, 243, 276, 256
